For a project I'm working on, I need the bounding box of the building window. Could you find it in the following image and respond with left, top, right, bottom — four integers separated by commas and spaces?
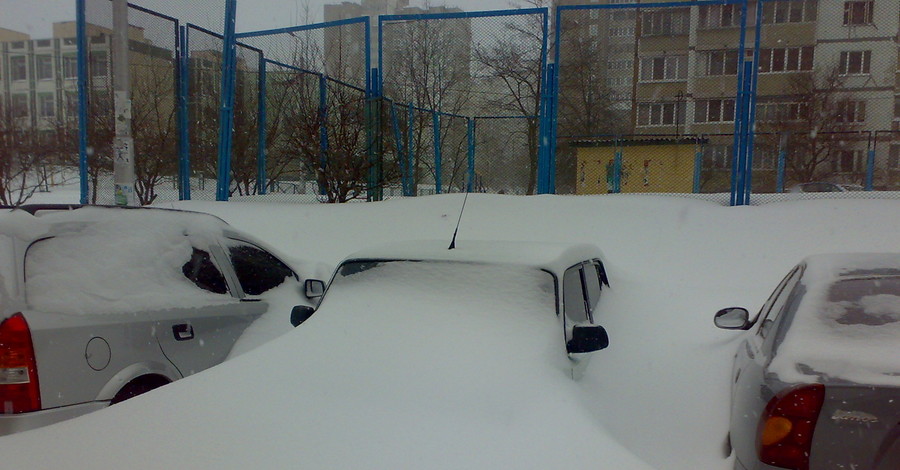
757, 102, 809, 122
36, 39, 51, 48
607, 76, 631, 87
36, 55, 53, 80
641, 9, 690, 36
763, 0, 817, 24
38, 94, 55, 118
11, 94, 28, 118
843, 1, 874, 25
702, 145, 732, 169
699, 4, 746, 28
640, 55, 687, 82
589, 24, 599, 37
65, 91, 79, 117
609, 26, 635, 37
62, 53, 78, 79
832, 149, 865, 173
839, 50, 871, 75
10, 41, 24, 50
837, 100, 866, 123
695, 99, 736, 123
90, 51, 108, 77
10, 56, 27, 81
702, 50, 739, 76
758, 47, 814, 73
63, 37, 77, 46
890, 145, 900, 170
637, 102, 685, 126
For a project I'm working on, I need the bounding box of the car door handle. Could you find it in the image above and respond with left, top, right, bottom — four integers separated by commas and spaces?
173, 324, 194, 341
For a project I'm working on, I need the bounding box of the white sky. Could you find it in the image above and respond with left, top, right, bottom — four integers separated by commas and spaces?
1, 0, 525, 38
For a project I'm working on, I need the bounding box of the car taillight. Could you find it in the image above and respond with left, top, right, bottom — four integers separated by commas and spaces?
758, 383, 825, 470
0, 313, 41, 414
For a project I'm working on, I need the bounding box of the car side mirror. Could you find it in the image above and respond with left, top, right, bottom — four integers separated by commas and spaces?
567, 325, 609, 354
304, 279, 325, 299
714, 307, 752, 330
291, 305, 316, 327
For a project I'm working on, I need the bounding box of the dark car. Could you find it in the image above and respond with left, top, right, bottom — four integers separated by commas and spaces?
714, 253, 900, 470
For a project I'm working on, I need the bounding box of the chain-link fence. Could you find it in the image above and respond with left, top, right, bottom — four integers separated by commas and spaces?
64, 0, 900, 205
553, 0, 900, 203
379, 9, 549, 196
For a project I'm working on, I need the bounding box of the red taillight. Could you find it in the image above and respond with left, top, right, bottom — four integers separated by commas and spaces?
0, 313, 41, 414
758, 383, 825, 470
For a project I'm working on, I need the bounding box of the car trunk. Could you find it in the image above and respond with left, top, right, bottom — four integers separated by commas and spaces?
811, 384, 900, 470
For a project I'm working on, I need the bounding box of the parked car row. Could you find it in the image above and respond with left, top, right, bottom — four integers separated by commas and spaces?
2, 204, 898, 470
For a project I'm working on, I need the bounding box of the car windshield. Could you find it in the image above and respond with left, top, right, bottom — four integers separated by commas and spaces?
331, 259, 557, 316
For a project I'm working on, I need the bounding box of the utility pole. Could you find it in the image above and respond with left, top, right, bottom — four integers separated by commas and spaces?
112, 0, 135, 205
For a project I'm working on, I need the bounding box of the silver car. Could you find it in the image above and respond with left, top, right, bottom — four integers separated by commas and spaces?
0, 205, 308, 435
715, 253, 900, 470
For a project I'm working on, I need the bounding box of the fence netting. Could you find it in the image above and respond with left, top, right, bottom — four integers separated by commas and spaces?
83, 1, 179, 205
380, 10, 547, 196
70, 1, 899, 206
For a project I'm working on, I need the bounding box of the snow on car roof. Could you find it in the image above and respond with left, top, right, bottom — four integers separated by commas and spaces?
3, 206, 235, 315
342, 239, 604, 275
771, 252, 900, 386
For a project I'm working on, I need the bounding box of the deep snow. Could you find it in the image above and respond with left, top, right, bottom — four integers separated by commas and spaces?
1, 191, 898, 469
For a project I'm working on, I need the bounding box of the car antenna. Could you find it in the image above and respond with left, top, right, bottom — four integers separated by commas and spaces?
448, 191, 469, 250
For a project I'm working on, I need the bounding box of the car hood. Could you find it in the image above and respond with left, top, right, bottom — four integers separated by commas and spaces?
0, 261, 653, 469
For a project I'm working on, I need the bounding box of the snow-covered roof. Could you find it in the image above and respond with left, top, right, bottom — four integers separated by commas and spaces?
771, 252, 900, 386
342, 239, 605, 275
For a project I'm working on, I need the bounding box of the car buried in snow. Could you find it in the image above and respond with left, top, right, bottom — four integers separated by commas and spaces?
0, 205, 313, 435
714, 253, 900, 470
292, 239, 612, 375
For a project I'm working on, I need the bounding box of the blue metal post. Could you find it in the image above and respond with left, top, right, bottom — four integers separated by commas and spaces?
776, 133, 788, 193
406, 103, 414, 196
743, 0, 763, 204
467, 118, 475, 193
730, 0, 750, 206
318, 74, 329, 196
612, 141, 623, 194
76, 0, 89, 204
177, 25, 191, 200
256, 53, 267, 195
215, 0, 238, 201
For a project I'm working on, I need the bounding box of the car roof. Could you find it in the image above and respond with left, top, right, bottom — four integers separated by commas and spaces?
341, 240, 604, 275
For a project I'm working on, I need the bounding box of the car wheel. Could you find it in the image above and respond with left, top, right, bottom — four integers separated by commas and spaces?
110, 375, 170, 405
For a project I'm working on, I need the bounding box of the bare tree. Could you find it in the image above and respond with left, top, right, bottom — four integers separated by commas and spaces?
471, 5, 546, 194
0, 105, 74, 206
756, 67, 863, 184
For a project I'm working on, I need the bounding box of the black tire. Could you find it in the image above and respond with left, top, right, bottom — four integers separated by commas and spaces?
110, 375, 170, 405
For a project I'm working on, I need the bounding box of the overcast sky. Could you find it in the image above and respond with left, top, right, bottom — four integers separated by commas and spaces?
1, 0, 526, 38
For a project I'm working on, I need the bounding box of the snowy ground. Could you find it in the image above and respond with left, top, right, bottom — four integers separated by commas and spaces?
3, 189, 899, 469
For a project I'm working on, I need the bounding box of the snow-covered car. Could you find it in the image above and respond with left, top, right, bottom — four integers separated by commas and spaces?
293, 240, 612, 367
714, 253, 900, 470
0, 205, 311, 435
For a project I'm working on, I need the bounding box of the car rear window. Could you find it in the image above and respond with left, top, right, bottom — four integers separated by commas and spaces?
24, 217, 231, 315
770, 275, 900, 386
